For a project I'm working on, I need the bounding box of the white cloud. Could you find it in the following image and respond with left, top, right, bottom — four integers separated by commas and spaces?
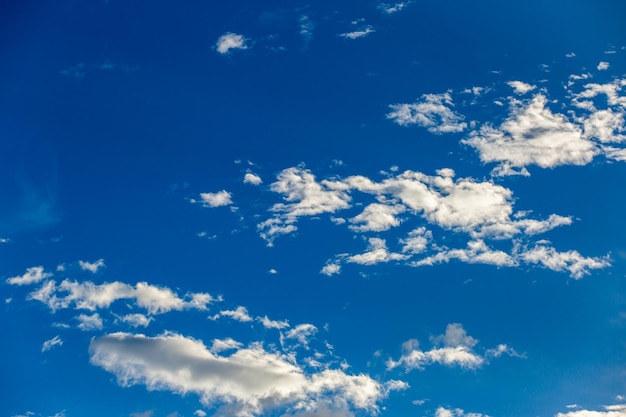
519, 243, 611, 279
583, 109, 626, 143
435, 407, 489, 417
387, 323, 516, 372
210, 337, 243, 353
349, 203, 405, 232
283, 323, 318, 349
130, 411, 153, 417
463, 94, 598, 176
400, 227, 432, 255
556, 404, 626, 417
212, 306, 254, 323
387, 93, 468, 134
320, 263, 341, 276
198, 190, 233, 208
414, 239, 516, 268
507, 80, 536, 94
0, 237, 10, 243
89, 332, 405, 417
79, 259, 105, 273
42, 335, 63, 352
244, 173, 263, 185
258, 315, 290, 330
120, 313, 152, 328
299, 15, 315, 44
216, 33, 248, 54
194, 411, 207, 417
6, 266, 52, 286
378, 2, 412, 14
572, 79, 626, 110
339, 26, 375, 40
597, 61, 610, 71
28, 279, 217, 314
77, 313, 103, 331
347, 238, 407, 266
566, 52, 576, 58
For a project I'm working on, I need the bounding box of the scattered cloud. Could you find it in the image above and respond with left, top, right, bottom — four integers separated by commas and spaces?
194, 411, 207, 417
211, 306, 254, 323
258, 315, 290, 330
339, 26, 375, 40
387, 323, 519, 371
435, 407, 489, 417
89, 331, 406, 417
120, 313, 153, 328
519, 243, 610, 279
597, 61, 610, 71
299, 14, 314, 44
556, 404, 626, 417
378, 2, 412, 14
244, 173, 263, 185
6, 266, 52, 286
77, 313, 104, 331
507, 80, 536, 94
565, 52, 576, 58
387, 93, 468, 134
42, 335, 63, 352
79, 259, 105, 273
216, 33, 248, 54
197, 190, 233, 208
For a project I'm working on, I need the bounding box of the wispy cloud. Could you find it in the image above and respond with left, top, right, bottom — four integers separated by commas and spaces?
339, 25, 375, 40
42, 335, 63, 352
215, 33, 248, 54
387, 93, 467, 134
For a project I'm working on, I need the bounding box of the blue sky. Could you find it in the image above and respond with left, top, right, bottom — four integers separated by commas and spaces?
2, 1, 626, 417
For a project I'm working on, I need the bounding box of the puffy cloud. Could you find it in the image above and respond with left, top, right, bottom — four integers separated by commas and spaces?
571, 79, 626, 111
77, 313, 103, 331
120, 313, 152, 328
347, 238, 407, 266
348, 203, 405, 232
320, 263, 341, 276
42, 335, 63, 352
400, 227, 432, 255
413, 239, 516, 268
463, 94, 597, 176
556, 404, 626, 417
79, 259, 105, 273
435, 407, 489, 417
194, 411, 207, 417
210, 338, 243, 353
89, 332, 405, 417
27, 279, 217, 314
258, 316, 290, 330
283, 324, 318, 349
339, 26, 375, 40
507, 80, 536, 94
244, 173, 263, 185
387, 323, 517, 371
597, 61, 610, 71
387, 93, 467, 134
198, 191, 233, 208
212, 306, 254, 323
583, 109, 626, 143
6, 266, 52, 286
519, 243, 610, 279
216, 33, 248, 54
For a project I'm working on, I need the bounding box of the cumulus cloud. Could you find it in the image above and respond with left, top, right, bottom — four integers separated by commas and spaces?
320, 263, 341, 276
387, 323, 516, 372
463, 94, 597, 176
27, 279, 217, 314
556, 404, 626, 417
258, 316, 290, 330
349, 203, 405, 232
347, 238, 407, 266
413, 239, 516, 268
244, 173, 263, 185
198, 191, 233, 208
6, 266, 52, 286
339, 26, 375, 39
519, 243, 610, 279
597, 61, 610, 71
42, 335, 63, 352
211, 306, 254, 323
79, 259, 105, 273
89, 332, 406, 417
120, 313, 153, 328
216, 33, 248, 54
387, 93, 468, 134
507, 80, 536, 94
77, 313, 104, 331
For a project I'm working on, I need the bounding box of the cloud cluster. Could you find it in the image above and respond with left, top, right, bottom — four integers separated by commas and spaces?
89, 332, 407, 417
386, 323, 520, 371
387, 93, 467, 134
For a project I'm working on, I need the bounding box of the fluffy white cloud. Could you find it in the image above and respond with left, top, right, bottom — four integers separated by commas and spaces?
349, 203, 405, 232
413, 239, 516, 267
507, 80, 536, 94
28, 279, 217, 314
194, 411, 207, 417
6, 266, 52, 286
212, 306, 254, 323
387, 323, 517, 371
400, 227, 432, 255
435, 407, 489, 417
583, 109, 626, 143
339, 26, 375, 39
244, 173, 263, 185
79, 259, 105, 273
519, 243, 610, 279
120, 313, 152, 328
571, 79, 626, 111
89, 332, 405, 417
198, 190, 233, 208
283, 324, 318, 349
320, 263, 341, 276
556, 404, 626, 417
347, 238, 407, 266
216, 33, 248, 54
387, 93, 467, 134
42, 335, 63, 352
597, 61, 610, 71
77, 313, 103, 331
463, 94, 598, 176
258, 315, 290, 330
